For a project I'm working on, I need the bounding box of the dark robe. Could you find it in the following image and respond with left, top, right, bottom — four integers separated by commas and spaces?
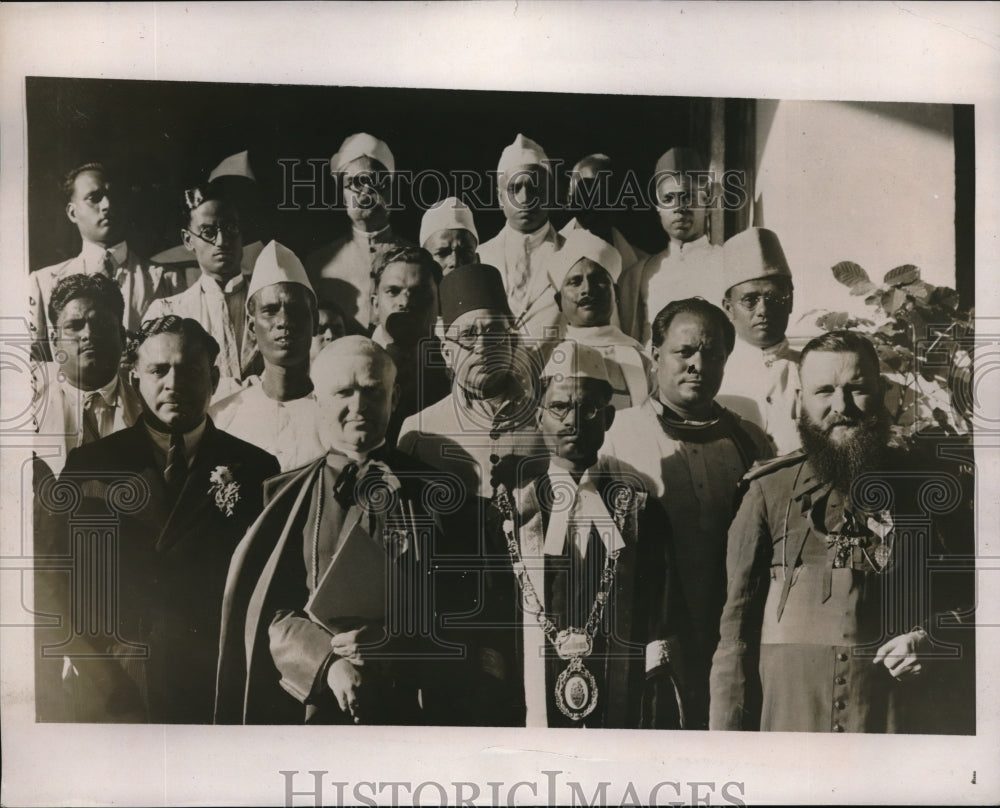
471, 456, 689, 728
34, 417, 280, 723
214, 449, 481, 725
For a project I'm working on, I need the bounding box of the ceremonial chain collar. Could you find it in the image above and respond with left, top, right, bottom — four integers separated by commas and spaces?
492, 480, 635, 721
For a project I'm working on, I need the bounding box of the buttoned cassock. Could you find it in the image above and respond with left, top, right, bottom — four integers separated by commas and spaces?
709, 452, 975, 734
305, 225, 409, 330
476, 456, 686, 728
600, 397, 773, 727
619, 235, 724, 345
717, 337, 800, 455
397, 382, 549, 501
477, 222, 565, 349
208, 379, 326, 472
28, 240, 187, 359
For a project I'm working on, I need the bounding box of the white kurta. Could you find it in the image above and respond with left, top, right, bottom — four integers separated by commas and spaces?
208, 380, 325, 472
143, 272, 254, 389
717, 337, 801, 455
620, 235, 724, 345
562, 324, 656, 410
477, 222, 565, 348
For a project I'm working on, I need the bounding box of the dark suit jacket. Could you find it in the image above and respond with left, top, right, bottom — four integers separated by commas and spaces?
35, 417, 279, 723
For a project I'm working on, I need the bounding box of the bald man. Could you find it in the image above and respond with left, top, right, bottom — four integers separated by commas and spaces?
215, 337, 477, 725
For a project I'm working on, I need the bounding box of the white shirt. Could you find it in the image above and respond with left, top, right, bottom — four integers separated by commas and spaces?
717, 337, 800, 455
563, 323, 656, 410
209, 379, 325, 471
196, 272, 249, 377
640, 235, 724, 344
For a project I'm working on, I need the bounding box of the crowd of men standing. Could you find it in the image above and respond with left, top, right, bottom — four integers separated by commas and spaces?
30, 131, 974, 733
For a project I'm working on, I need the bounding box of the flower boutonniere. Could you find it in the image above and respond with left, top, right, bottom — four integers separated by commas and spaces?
208, 465, 241, 517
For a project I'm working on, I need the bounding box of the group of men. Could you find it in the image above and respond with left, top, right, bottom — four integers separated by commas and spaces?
30, 131, 973, 733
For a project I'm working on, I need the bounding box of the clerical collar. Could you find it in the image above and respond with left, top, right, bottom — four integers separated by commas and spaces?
81, 239, 127, 272
507, 220, 551, 250
651, 396, 720, 428
144, 416, 208, 460
326, 438, 386, 465
351, 223, 391, 242
63, 370, 120, 407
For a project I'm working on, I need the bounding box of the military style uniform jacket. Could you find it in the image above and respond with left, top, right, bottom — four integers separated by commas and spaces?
710, 450, 975, 734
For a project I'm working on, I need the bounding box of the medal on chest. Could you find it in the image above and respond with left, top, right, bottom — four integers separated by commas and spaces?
493, 482, 635, 722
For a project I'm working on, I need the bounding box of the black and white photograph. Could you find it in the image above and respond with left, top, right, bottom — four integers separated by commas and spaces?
1, 3, 997, 806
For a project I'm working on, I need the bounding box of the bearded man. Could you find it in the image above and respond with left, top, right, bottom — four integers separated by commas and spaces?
710, 331, 975, 734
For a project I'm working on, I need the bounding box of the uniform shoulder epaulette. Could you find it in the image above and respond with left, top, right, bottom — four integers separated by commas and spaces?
741, 449, 807, 484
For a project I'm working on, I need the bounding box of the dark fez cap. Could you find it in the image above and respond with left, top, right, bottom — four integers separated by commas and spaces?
440, 263, 512, 328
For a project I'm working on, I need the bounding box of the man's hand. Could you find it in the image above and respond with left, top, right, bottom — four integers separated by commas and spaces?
330, 628, 365, 666
873, 630, 928, 680
326, 657, 363, 722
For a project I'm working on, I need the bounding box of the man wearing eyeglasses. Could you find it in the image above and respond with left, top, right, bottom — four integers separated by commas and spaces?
144, 185, 254, 401
478, 134, 565, 357
397, 263, 547, 500
306, 133, 409, 332
619, 148, 724, 346
717, 228, 801, 455
475, 340, 687, 728
601, 297, 773, 729
29, 162, 187, 361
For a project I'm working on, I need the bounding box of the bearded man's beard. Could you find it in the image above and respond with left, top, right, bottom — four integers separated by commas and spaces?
797, 408, 891, 494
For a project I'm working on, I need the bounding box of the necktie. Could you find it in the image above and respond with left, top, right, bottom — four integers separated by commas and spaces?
80, 391, 102, 445
164, 433, 187, 492
509, 234, 531, 310
102, 250, 116, 279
